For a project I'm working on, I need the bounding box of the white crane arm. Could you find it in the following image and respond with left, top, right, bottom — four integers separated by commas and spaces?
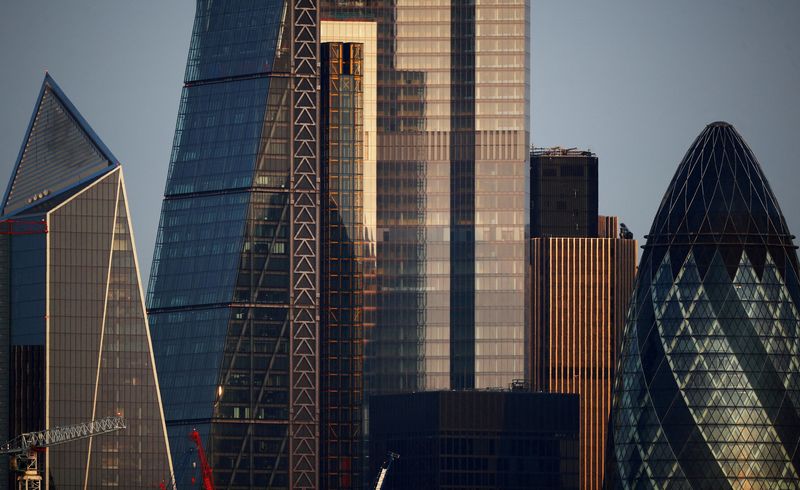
0, 416, 126, 454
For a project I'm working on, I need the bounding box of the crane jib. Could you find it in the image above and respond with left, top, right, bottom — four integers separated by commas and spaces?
1, 416, 126, 454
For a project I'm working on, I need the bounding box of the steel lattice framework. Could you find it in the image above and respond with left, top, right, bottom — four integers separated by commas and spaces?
0, 416, 126, 455
0, 417, 125, 490
290, 0, 320, 488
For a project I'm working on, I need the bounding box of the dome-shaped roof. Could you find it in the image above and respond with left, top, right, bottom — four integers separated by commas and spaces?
608, 123, 800, 488
646, 122, 797, 279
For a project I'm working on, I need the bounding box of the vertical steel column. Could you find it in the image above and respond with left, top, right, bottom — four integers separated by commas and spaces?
290, 0, 320, 488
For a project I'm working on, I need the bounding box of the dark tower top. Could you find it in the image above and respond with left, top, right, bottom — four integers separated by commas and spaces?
530, 147, 599, 238
645, 122, 797, 280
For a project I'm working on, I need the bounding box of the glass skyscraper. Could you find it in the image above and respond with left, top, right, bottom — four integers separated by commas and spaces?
321, 0, 530, 393
147, 2, 319, 488
320, 41, 371, 488
370, 391, 580, 489
530, 147, 599, 238
151, 2, 528, 487
608, 122, 800, 488
0, 75, 173, 489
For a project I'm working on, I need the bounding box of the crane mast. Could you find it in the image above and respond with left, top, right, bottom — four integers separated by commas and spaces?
0, 416, 126, 490
373, 451, 399, 490
189, 429, 215, 490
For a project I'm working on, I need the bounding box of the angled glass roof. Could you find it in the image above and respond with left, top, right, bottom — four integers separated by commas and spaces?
2, 74, 119, 217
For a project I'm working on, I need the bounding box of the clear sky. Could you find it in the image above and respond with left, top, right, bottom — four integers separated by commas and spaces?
1, 1, 798, 278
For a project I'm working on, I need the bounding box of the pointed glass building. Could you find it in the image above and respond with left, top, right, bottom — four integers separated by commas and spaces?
608, 122, 800, 488
0, 75, 173, 489
146, 2, 319, 488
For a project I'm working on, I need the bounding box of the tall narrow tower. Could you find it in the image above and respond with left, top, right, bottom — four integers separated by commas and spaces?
147, 2, 320, 488
319, 41, 371, 489
530, 149, 637, 490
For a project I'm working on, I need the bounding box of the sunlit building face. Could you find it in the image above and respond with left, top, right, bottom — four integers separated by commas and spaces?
321, 0, 530, 394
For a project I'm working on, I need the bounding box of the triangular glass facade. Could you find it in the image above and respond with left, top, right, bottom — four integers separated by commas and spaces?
2, 75, 172, 489
2, 75, 116, 217
608, 122, 800, 488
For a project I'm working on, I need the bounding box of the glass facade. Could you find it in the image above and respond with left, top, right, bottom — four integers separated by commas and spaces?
147, 2, 319, 488
321, 0, 529, 393
608, 122, 800, 488
1, 79, 115, 217
320, 41, 371, 489
1, 75, 172, 489
369, 391, 580, 489
530, 148, 599, 238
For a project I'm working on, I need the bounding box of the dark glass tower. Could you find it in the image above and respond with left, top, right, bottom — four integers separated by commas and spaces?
530, 147, 599, 238
147, 2, 319, 489
1, 75, 173, 489
369, 391, 580, 489
608, 122, 800, 488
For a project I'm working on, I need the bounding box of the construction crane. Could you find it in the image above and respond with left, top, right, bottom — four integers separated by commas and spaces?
373, 451, 399, 490
189, 429, 215, 490
0, 416, 126, 490
157, 429, 214, 490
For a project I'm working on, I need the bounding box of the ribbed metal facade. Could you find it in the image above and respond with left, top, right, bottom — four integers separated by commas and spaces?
531, 234, 637, 490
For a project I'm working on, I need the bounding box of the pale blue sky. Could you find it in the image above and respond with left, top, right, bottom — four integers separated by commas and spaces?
1, 1, 798, 277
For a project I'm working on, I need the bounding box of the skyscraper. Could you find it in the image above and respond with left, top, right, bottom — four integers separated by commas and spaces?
0, 74, 172, 489
146, 2, 319, 488
529, 146, 636, 490
318, 19, 378, 490
320, 40, 371, 489
530, 222, 637, 490
321, 0, 530, 393
369, 390, 580, 489
530, 147, 599, 238
609, 122, 800, 488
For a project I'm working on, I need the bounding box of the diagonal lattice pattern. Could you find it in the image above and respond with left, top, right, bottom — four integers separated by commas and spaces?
608, 122, 800, 489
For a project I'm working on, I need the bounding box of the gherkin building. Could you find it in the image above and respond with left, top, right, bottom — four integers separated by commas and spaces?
608, 122, 800, 488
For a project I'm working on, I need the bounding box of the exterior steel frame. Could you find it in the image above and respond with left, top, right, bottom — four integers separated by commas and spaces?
290, 0, 320, 488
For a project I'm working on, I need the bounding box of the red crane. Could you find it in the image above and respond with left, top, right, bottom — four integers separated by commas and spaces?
0, 219, 47, 235
189, 429, 215, 490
